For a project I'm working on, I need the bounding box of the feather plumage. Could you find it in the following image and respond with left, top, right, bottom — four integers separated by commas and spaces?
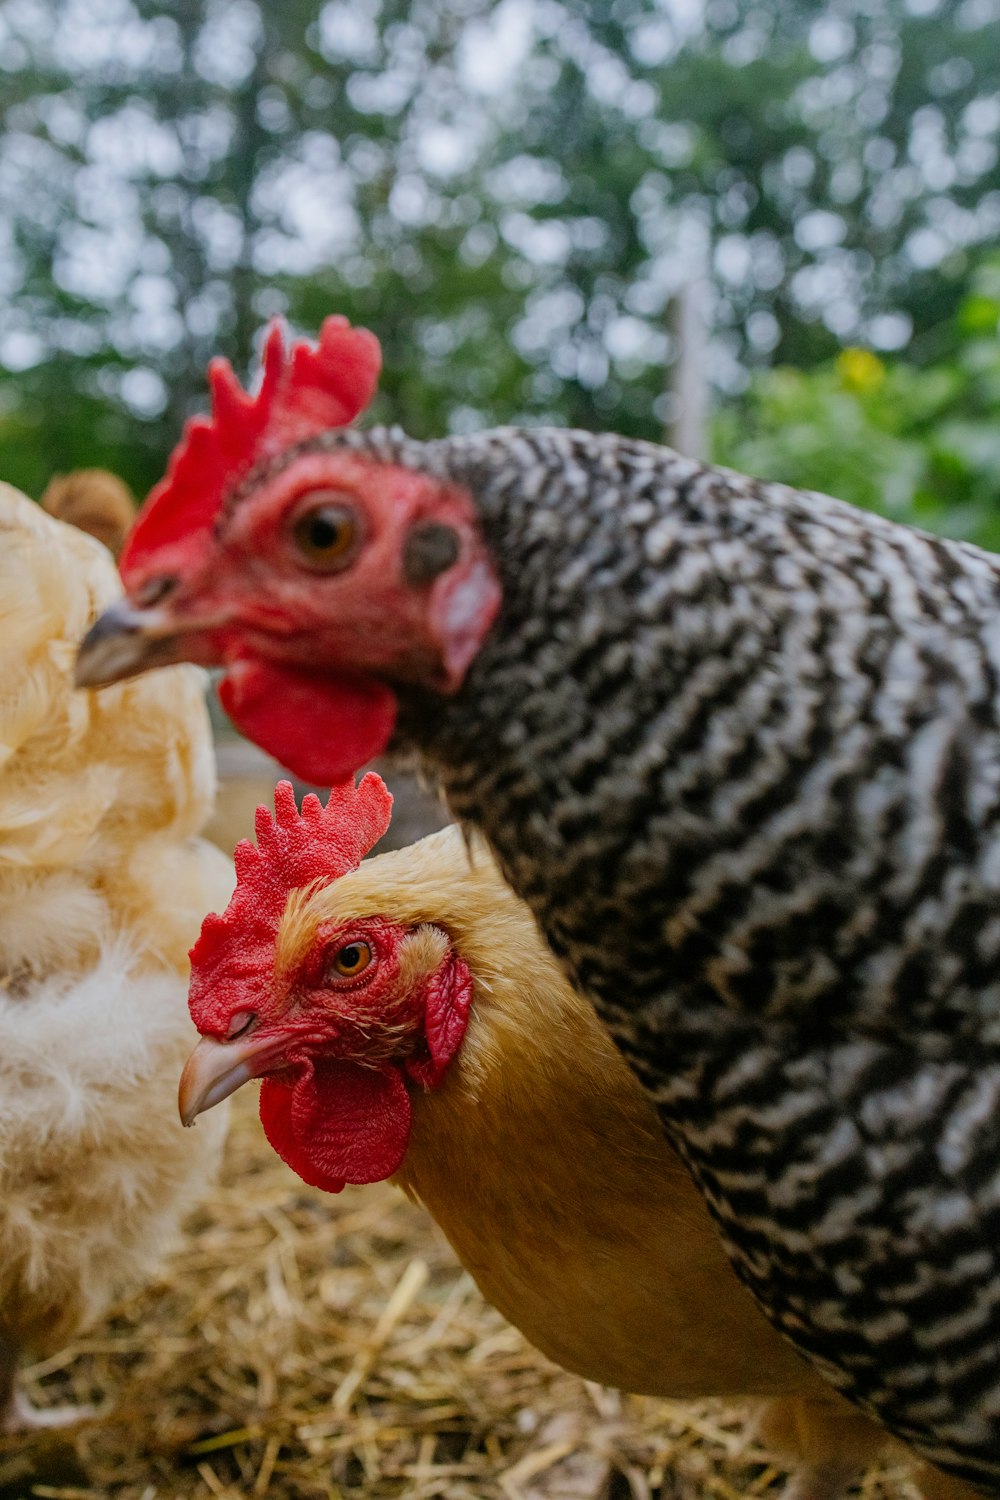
0, 482, 231, 1425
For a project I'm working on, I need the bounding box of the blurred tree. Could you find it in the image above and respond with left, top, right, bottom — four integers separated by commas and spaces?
443, 0, 1000, 434
0, 0, 997, 515
713, 255, 1000, 547
0, 0, 505, 489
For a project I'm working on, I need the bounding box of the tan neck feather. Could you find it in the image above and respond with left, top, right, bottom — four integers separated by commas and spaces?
311, 827, 684, 1224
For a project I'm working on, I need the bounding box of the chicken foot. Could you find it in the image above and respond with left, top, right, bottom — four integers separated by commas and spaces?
751, 1396, 886, 1500
780, 1458, 867, 1500
0, 1339, 97, 1434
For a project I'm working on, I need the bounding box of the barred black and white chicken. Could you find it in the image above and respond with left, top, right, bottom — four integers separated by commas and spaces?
76, 317, 1000, 1489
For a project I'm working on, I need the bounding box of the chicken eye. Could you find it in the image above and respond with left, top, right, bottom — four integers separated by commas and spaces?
330, 941, 373, 978
226, 1010, 256, 1040
290, 496, 360, 571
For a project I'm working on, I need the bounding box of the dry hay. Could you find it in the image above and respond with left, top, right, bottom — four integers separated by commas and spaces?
0, 1092, 924, 1500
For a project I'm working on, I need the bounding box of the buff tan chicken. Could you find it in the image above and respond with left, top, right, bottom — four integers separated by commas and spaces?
40, 467, 135, 557
0, 483, 232, 1429
179, 778, 961, 1500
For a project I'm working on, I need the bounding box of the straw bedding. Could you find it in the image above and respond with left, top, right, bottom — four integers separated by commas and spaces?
0, 1091, 918, 1500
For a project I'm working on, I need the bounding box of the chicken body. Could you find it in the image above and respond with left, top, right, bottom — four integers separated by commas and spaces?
367, 832, 819, 1403
0, 483, 231, 1426
40, 468, 135, 557
76, 325, 1000, 1486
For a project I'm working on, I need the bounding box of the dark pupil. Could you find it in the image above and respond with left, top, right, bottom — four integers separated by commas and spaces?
339, 945, 361, 969
309, 514, 341, 549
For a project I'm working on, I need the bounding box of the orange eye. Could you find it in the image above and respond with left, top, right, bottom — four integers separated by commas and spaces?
290, 495, 360, 570
330, 940, 373, 978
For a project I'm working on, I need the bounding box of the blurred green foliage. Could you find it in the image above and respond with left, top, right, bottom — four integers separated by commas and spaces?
714, 257, 1000, 547
1, 0, 998, 541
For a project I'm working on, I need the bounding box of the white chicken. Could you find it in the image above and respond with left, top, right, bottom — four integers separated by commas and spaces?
0, 482, 233, 1429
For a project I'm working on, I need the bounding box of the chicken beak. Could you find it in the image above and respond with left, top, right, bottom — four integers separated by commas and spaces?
178, 1034, 272, 1126
74, 600, 190, 688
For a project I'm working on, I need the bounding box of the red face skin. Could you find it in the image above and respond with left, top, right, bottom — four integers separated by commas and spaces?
182, 911, 473, 1194
117, 451, 502, 785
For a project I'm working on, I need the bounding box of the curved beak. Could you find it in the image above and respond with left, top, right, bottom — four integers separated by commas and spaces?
74, 601, 189, 688
179, 1033, 282, 1126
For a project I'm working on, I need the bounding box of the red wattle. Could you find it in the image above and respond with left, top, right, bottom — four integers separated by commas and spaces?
219, 659, 397, 785
259, 1059, 412, 1194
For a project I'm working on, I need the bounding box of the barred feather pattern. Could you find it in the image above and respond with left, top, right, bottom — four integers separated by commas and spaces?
311, 424, 1000, 1488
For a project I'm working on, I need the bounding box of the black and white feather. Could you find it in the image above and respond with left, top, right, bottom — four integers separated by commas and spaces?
316, 425, 1000, 1490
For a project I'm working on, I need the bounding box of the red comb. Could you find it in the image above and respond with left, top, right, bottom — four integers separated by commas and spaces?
189, 776, 393, 1009
120, 316, 382, 580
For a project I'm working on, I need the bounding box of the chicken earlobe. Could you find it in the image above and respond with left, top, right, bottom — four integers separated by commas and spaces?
403, 949, 474, 1088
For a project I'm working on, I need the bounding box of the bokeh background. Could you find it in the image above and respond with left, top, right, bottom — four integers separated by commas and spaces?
1, 0, 998, 542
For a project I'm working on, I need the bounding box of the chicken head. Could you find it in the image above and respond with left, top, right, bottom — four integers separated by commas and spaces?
75, 320, 501, 785
179, 778, 472, 1192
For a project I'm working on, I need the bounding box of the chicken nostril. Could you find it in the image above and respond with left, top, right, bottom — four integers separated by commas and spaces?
226, 1010, 256, 1041
135, 575, 177, 607
402, 523, 460, 585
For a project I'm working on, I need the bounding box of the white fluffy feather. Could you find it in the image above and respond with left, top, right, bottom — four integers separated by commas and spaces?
0, 483, 233, 1372
0, 942, 227, 1352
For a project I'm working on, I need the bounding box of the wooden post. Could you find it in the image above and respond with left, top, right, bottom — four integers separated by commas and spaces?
667, 272, 710, 461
